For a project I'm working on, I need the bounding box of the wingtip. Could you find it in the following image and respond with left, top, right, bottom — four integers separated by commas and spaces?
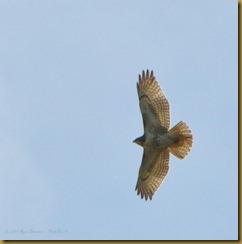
136, 82, 140, 93
139, 69, 155, 81
150, 70, 154, 77
142, 70, 145, 80
135, 181, 154, 201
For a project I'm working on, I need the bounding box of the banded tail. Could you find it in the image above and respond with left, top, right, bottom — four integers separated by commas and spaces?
168, 121, 193, 159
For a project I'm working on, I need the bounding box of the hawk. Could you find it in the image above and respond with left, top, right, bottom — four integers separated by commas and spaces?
133, 70, 193, 200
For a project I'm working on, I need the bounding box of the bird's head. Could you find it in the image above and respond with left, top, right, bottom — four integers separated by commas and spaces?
133, 135, 145, 147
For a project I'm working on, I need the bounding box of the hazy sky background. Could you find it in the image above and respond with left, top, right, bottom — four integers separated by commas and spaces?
0, 0, 237, 240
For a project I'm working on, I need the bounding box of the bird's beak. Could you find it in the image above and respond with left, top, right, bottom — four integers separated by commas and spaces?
133, 139, 138, 144
133, 136, 144, 146
133, 138, 141, 146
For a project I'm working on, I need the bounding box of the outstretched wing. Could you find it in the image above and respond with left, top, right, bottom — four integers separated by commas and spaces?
135, 149, 170, 200
137, 70, 170, 133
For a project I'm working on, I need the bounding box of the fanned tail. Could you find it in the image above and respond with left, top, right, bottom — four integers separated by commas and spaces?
168, 121, 193, 159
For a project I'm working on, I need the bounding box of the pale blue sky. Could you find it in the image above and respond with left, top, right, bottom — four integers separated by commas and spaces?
0, 0, 238, 240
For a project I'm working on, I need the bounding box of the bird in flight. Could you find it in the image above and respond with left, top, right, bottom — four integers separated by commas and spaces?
133, 70, 193, 201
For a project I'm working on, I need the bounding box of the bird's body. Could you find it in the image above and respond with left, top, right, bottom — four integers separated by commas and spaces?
134, 70, 193, 201
137, 131, 175, 150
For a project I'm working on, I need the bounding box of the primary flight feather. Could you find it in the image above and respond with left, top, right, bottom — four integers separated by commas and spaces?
133, 70, 193, 201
